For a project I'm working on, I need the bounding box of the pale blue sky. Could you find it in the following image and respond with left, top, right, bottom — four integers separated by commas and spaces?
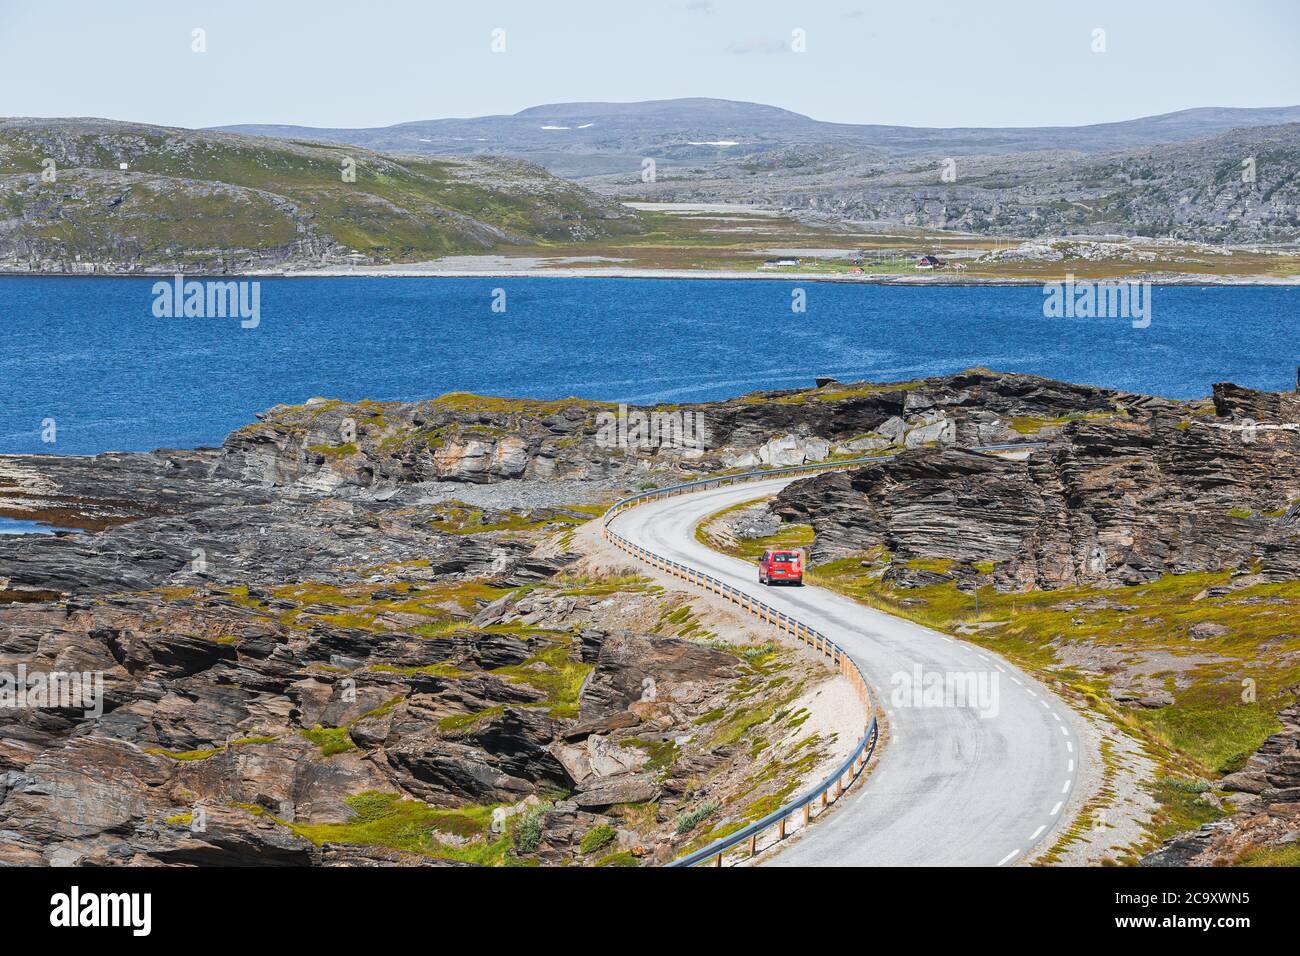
1, 0, 1297, 129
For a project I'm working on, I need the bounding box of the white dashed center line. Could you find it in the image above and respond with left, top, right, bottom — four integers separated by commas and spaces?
968, 644, 1078, 864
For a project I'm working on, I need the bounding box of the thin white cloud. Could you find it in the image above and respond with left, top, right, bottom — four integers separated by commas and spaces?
727, 36, 790, 55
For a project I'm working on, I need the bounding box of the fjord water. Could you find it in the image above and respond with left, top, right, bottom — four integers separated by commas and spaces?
1, 276, 1296, 455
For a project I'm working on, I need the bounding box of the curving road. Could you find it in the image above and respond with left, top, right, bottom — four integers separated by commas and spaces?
609, 475, 1090, 866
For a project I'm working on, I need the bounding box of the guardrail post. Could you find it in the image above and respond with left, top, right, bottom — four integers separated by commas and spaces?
713, 852, 722, 868
748, 835, 757, 857
778, 816, 787, 840
803, 804, 811, 827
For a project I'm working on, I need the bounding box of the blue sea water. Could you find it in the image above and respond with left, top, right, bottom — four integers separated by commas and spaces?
0, 517, 75, 535
0, 276, 1296, 456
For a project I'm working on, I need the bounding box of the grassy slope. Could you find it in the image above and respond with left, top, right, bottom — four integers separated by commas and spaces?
0, 121, 642, 263
693, 496, 1300, 862
501, 207, 1300, 279
812, 557, 1300, 860
810, 560, 1299, 773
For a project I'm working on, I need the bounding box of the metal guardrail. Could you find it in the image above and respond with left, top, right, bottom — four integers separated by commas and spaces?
600, 442, 1045, 867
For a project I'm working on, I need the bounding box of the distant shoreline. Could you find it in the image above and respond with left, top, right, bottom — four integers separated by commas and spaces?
1, 267, 1297, 286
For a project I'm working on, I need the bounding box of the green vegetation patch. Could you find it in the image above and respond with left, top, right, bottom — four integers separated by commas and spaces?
1146, 777, 1229, 846
512, 803, 549, 854
675, 801, 718, 835
1235, 844, 1300, 867
694, 496, 815, 563
620, 737, 680, 774
250, 579, 513, 633
595, 850, 639, 867
579, 824, 617, 855
289, 791, 514, 865
429, 501, 605, 536
733, 380, 923, 406
1007, 411, 1124, 434
299, 725, 357, 757
145, 735, 279, 762
144, 746, 224, 762
438, 705, 506, 733
549, 571, 658, 598
490, 641, 593, 719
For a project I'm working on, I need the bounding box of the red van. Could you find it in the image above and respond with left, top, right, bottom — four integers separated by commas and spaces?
759, 549, 804, 586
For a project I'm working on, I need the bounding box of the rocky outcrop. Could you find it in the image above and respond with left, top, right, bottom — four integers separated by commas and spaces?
0, 370, 1138, 542
205, 368, 1138, 494
0, 555, 751, 865
0, 407, 806, 866
756, 434, 830, 467
0, 490, 554, 601
578, 631, 738, 719
773, 384, 1300, 591
1212, 381, 1300, 423
609, 119, 1300, 245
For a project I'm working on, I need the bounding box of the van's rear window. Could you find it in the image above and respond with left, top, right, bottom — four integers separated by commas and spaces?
771, 552, 799, 561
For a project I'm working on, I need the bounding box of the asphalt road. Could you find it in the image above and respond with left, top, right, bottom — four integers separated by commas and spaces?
609, 476, 1089, 866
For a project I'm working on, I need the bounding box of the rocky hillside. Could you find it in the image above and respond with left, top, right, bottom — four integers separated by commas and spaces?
0, 119, 642, 273
0, 381, 884, 866
4, 372, 1094, 600
0, 556, 847, 866
746, 374, 1300, 863
770, 378, 1300, 591
217, 97, 1300, 177
4, 370, 1299, 865
596, 123, 1300, 244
